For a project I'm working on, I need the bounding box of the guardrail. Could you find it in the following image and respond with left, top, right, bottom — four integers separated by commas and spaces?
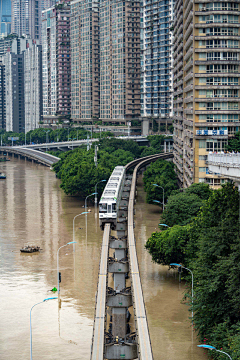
208, 152, 240, 167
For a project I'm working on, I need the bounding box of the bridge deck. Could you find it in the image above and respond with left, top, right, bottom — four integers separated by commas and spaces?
0, 147, 60, 166
91, 223, 111, 360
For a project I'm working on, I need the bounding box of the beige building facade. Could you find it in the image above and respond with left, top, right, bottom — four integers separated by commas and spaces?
173, 0, 240, 187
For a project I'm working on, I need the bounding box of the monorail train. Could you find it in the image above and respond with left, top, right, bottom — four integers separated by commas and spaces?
99, 166, 126, 229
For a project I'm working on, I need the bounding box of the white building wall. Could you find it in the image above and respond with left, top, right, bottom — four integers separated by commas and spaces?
24, 45, 42, 132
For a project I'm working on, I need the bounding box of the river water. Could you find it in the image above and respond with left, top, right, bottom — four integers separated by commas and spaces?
0, 157, 207, 360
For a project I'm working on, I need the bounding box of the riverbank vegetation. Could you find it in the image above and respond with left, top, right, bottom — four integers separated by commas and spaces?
53, 138, 160, 198
146, 182, 240, 359
143, 159, 178, 204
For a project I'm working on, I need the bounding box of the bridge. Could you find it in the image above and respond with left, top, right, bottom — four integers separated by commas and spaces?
11, 136, 150, 152
91, 152, 173, 360
207, 152, 240, 186
0, 147, 60, 167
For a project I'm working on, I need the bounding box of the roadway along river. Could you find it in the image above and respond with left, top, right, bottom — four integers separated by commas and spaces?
0, 157, 207, 360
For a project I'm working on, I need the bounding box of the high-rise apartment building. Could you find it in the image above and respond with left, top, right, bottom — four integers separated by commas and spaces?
0, 0, 11, 37
100, 0, 141, 123
71, 0, 100, 122
24, 44, 42, 132
11, 0, 56, 42
4, 51, 25, 132
4, 37, 42, 132
0, 61, 5, 129
141, 0, 174, 129
42, 2, 71, 124
173, 0, 240, 188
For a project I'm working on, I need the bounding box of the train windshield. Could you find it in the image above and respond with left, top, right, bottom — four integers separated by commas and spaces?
99, 203, 107, 213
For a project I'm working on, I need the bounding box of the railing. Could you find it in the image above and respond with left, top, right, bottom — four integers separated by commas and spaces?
208, 152, 240, 167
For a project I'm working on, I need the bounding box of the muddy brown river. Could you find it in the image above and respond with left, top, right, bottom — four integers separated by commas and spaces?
0, 157, 207, 360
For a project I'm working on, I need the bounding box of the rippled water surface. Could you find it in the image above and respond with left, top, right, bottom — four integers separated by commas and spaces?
0, 157, 207, 360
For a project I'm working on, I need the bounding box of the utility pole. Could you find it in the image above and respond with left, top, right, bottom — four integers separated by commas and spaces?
1, 134, 2, 146
94, 145, 98, 168
87, 134, 90, 151
77, 130, 78, 141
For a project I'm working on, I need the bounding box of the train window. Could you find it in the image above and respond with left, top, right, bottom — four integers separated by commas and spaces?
105, 190, 116, 195
108, 204, 112, 213
112, 204, 116, 213
99, 203, 107, 212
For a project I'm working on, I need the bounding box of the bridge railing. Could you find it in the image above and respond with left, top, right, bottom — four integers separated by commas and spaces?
208, 152, 240, 168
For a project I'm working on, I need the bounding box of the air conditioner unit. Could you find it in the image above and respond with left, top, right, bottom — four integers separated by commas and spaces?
202, 6, 206, 11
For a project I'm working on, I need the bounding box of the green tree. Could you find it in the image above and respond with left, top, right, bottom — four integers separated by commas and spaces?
227, 131, 240, 152
143, 159, 178, 204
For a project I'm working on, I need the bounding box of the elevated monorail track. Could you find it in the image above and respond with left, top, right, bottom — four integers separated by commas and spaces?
91, 152, 173, 360
0, 147, 60, 167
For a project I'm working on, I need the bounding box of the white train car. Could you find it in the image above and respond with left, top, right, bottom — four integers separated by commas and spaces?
99, 166, 126, 229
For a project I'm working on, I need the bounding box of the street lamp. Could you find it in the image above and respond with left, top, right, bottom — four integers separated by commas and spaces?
152, 184, 165, 211
57, 241, 76, 295
159, 223, 171, 228
170, 263, 194, 319
95, 180, 106, 205
197, 345, 233, 360
73, 212, 88, 252
30, 297, 57, 360
43, 130, 50, 151
85, 192, 98, 213
69, 138, 76, 150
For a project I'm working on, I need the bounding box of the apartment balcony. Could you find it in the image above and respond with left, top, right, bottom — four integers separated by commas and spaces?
184, 35, 193, 52
184, 108, 193, 115
175, 122, 183, 130
185, 154, 194, 168
184, 46, 193, 62
183, 119, 193, 127
184, 143, 193, 156
184, 84, 193, 93
183, 162, 194, 179
173, 153, 184, 172
195, 85, 240, 90
173, 134, 183, 146
184, 0, 193, 20
183, 10, 193, 31
184, 96, 193, 104
195, 97, 240, 102
184, 129, 194, 139
184, 72, 193, 83
184, 60, 193, 72
185, 23, 193, 40
176, 97, 183, 104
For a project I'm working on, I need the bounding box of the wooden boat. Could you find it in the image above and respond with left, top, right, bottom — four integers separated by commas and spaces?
20, 246, 41, 253
0, 172, 6, 179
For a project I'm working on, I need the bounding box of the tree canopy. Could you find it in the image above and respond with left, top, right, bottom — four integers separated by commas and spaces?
145, 182, 240, 359
143, 159, 178, 205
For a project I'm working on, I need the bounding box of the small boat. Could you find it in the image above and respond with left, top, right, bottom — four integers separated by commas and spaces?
20, 246, 41, 253
0, 172, 6, 179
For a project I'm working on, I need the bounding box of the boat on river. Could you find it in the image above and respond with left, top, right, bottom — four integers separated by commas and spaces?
20, 246, 41, 253
0, 172, 6, 179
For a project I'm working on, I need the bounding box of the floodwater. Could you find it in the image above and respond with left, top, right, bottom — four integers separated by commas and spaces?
0, 157, 207, 360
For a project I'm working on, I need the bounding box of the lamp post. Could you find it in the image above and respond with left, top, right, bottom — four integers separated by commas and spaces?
85, 192, 97, 213
152, 184, 165, 211
170, 263, 194, 318
73, 212, 88, 252
159, 223, 171, 228
57, 241, 76, 295
30, 297, 57, 360
43, 130, 50, 152
95, 180, 106, 205
197, 345, 233, 360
